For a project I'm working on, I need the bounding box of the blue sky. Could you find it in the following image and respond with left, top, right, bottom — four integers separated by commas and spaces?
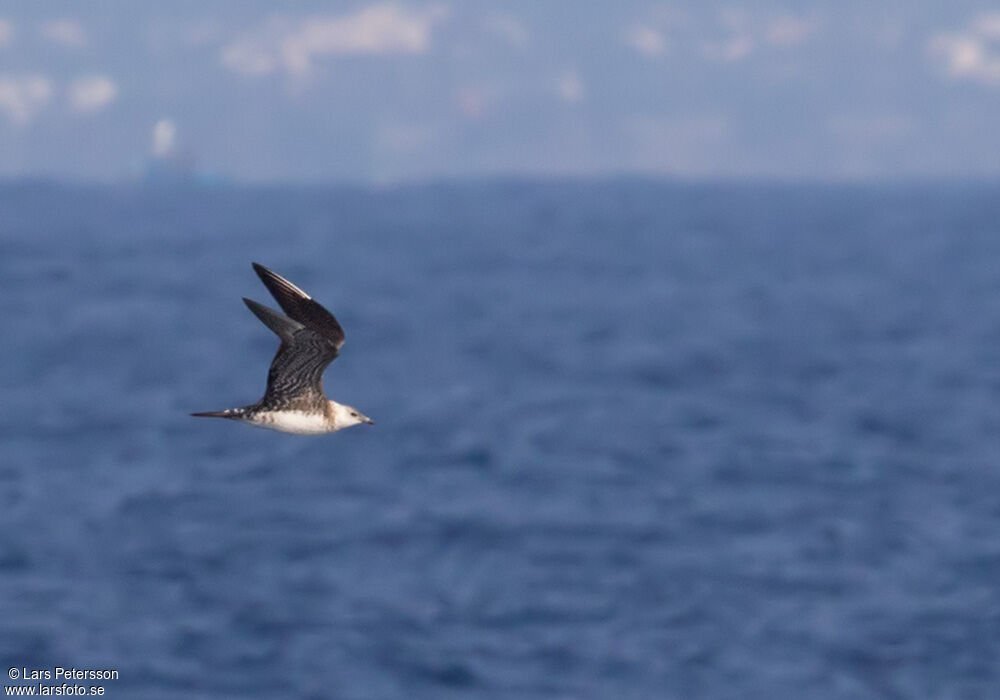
1, 1, 1000, 182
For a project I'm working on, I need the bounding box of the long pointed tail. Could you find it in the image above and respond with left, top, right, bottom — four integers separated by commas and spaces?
191, 408, 244, 419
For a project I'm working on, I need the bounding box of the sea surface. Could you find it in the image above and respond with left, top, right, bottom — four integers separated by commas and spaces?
2, 180, 1000, 699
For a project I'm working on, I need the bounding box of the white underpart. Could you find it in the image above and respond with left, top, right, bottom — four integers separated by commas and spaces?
250, 410, 335, 435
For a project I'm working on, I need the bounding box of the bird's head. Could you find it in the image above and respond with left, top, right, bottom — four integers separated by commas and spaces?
330, 401, 374, 429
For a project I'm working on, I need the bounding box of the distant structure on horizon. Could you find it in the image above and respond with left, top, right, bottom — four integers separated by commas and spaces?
140, 118, 227, 186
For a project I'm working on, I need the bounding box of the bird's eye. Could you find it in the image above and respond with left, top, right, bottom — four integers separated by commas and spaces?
351, 412, 357, 417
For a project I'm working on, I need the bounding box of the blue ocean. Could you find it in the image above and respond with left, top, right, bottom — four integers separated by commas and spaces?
2, 180, 1000, 698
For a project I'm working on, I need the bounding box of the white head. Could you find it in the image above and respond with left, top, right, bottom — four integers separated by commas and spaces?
330, 401, 374, 430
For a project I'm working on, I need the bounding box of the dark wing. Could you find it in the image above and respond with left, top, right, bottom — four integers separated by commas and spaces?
243, 298, 339, 410
252, 262, 345, 350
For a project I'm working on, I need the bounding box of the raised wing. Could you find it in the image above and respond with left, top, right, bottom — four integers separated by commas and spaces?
243, 297, 340, 410
252, 262, 345, 349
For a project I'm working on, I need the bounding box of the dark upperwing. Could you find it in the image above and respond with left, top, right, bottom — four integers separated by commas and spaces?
251, 262, 346, 350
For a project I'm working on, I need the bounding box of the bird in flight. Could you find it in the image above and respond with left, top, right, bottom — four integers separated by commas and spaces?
192, 263, 373, 434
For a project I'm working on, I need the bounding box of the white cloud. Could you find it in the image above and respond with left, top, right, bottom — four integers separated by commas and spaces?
42, 18, 87, 48
930, 15, 1000, 85
221, 4, 447, 77
704, 35, 754, 62
765, 16, 816, 47
0, 75, 52, 126
702, 10, 816, 62
221, 39, 276, 76
556, 69, 584, 103
0, 75, 53, 125
456, 86, 490, 119
974, 13, 1000, 40
0, 19, 13, 48
932, 36, 996, 79
68, 75, 118, 113
703, 8, 754, 62
486, 14, 527, 47
152, 119, 177, 157
624, 25, 666, 57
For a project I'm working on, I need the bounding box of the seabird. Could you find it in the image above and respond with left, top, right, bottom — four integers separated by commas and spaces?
192, 262, 374, 434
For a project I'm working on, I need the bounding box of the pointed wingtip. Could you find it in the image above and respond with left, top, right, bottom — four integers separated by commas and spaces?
251, 261, 314, 302
251, 262, 275, 285
252, 262, 279, 281
242, 296, 265, 316
243, 296, 302, 341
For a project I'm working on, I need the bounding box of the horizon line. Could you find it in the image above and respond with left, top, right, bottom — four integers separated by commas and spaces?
2, 171, 1000, 191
